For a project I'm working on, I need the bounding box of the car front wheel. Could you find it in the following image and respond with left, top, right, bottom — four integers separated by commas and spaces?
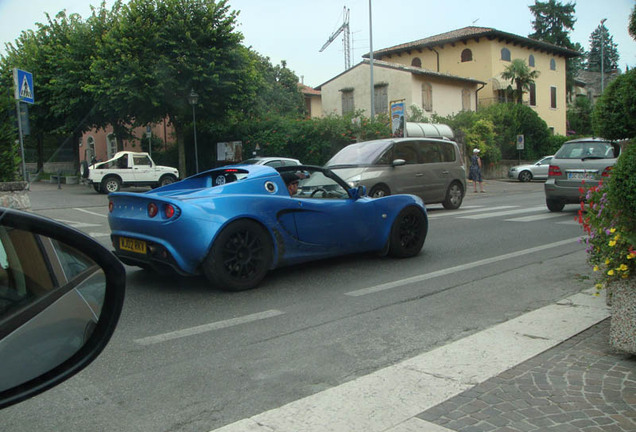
388, 206, 427, 258
369, 184, 390, 198
546, 199, 565, 212
442, 181, 464, 209
518, 170, 533, 182
203, 220, 273, 291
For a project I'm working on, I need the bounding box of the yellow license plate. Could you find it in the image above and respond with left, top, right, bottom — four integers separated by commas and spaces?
119, 237, 147, 254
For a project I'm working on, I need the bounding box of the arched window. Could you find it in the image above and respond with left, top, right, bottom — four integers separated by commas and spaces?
528, 55, 535, 67
411, 57, 422, 68
421, 83, 433, 112
461, 49, 473, 62
550, 58, 556, 70
501, 48, 511, 61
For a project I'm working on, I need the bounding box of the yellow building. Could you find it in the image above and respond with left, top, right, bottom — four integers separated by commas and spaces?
367, 26, 581, 135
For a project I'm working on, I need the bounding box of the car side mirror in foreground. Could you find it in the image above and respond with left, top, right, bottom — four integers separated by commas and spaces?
0, 208, 125, 409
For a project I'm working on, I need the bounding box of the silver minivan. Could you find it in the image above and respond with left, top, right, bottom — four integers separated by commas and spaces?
325, 137, 466, 209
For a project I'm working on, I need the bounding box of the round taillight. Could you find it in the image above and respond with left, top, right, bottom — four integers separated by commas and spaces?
165, 204, 175, 219
148, 203, 158, 218
108, 201, 114, 212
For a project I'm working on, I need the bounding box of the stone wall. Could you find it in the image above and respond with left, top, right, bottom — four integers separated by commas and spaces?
0, 182, 31, 211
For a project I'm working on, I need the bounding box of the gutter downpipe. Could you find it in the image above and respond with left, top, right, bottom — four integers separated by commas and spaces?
474, 83, 486, 112
429, 47, 440, 72
369, 0, 375, 118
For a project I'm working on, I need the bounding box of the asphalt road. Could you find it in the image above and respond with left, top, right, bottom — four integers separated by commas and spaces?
1, 179, 593, 432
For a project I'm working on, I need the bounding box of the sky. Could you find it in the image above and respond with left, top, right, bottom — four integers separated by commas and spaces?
1, 0, 634, 88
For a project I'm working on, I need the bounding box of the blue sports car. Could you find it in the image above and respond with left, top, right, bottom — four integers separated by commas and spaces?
108, 164, 428, 291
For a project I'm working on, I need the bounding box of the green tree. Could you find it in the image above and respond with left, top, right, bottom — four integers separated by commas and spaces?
246, 55, 305, 119
0, 94, 21, 182
465, 119, 499, 165
630, 4, 636, 41
528, 0, 583, 92
89, 0, 256, 177
567, 96, 593, 136
500, 59, 540, 104
585, 23, 620, 72
592, 69, 636, 140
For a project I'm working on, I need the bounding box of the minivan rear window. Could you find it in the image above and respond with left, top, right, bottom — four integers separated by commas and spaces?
554, 141, 618, 159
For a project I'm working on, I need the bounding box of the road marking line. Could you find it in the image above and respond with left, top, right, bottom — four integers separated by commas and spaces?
134, 310, 285, 346
345, 237, 580, 297
427, 205, 514, 219
506, 213, 570, 222
89, 232, 111, 238
458, 205, 545, 219
211, 290, 608, 432
74, 208, 108, 217
55, 219, 102, 228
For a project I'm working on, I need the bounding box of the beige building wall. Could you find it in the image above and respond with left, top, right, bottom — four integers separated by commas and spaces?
376, 37, 569, 135
321, 62, 477, 118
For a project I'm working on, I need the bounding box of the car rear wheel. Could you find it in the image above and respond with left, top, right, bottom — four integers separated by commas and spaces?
442, 181, 464, 210
157, 174, 177, 187
203, 220, 273, 291
101, 176, 121, 194
518, 170, 533, 182
369, 184, 390, 198
546, 199, 565, 212
388, 206, 427, 258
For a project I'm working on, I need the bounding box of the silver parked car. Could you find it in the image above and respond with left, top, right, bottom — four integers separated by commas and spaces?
544, 138, 621, 212
238, 157, 301, 167
508, 155, 553, 182
325, 137, 466, 209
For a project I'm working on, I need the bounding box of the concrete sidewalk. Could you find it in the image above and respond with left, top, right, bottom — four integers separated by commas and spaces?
211, 289, 635, 432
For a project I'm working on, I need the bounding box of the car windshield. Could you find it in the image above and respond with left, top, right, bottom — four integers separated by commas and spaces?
555, 142, 618, 159
326, 140, 391, 166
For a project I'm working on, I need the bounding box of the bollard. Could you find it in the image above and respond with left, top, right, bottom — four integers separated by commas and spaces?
57, 170, 62, 189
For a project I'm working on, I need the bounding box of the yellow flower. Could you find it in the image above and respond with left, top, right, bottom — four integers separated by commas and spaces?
628, 252, 635, 260
608, 269, 615, 276
605, 259, 611, 265
595, 283, 603, 290
610, 228, 616, 233
609, 240, 617, 247
619, 264, 628, 271
593, 265, 600, 272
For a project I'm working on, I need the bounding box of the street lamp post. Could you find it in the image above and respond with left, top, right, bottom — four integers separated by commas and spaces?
188, 89, 200, 174
600, 18, 607, 93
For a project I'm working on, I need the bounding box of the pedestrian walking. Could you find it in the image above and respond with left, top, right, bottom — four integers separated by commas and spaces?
469, 148, 485, 193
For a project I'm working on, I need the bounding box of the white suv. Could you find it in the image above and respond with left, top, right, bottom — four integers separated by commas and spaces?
81, 151, 179, 193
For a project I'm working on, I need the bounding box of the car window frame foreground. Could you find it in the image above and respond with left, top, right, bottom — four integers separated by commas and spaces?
0, 208, 125, 409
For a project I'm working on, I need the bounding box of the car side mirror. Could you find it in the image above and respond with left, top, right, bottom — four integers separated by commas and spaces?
392, 159, 406, 167
0, 208, 125, 409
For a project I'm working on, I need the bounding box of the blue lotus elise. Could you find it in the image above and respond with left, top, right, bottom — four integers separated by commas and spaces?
108, 164, 428, 291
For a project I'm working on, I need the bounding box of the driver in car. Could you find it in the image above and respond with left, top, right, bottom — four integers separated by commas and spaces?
282, 172, 301, 196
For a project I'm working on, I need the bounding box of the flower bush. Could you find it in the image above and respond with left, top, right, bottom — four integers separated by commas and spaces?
578, 141, 636, 293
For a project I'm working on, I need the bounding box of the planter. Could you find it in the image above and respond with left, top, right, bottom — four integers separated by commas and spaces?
609, 277, 636, 354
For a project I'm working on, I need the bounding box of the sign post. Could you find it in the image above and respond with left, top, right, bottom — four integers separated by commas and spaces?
516, 134, 525, 164
13, 69, 34, 181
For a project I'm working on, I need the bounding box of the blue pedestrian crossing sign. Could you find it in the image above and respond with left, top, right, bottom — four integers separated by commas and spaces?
13, 68, 34, 104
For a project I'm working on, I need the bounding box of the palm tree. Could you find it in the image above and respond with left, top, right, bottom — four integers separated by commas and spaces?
500, 59, 540, 104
